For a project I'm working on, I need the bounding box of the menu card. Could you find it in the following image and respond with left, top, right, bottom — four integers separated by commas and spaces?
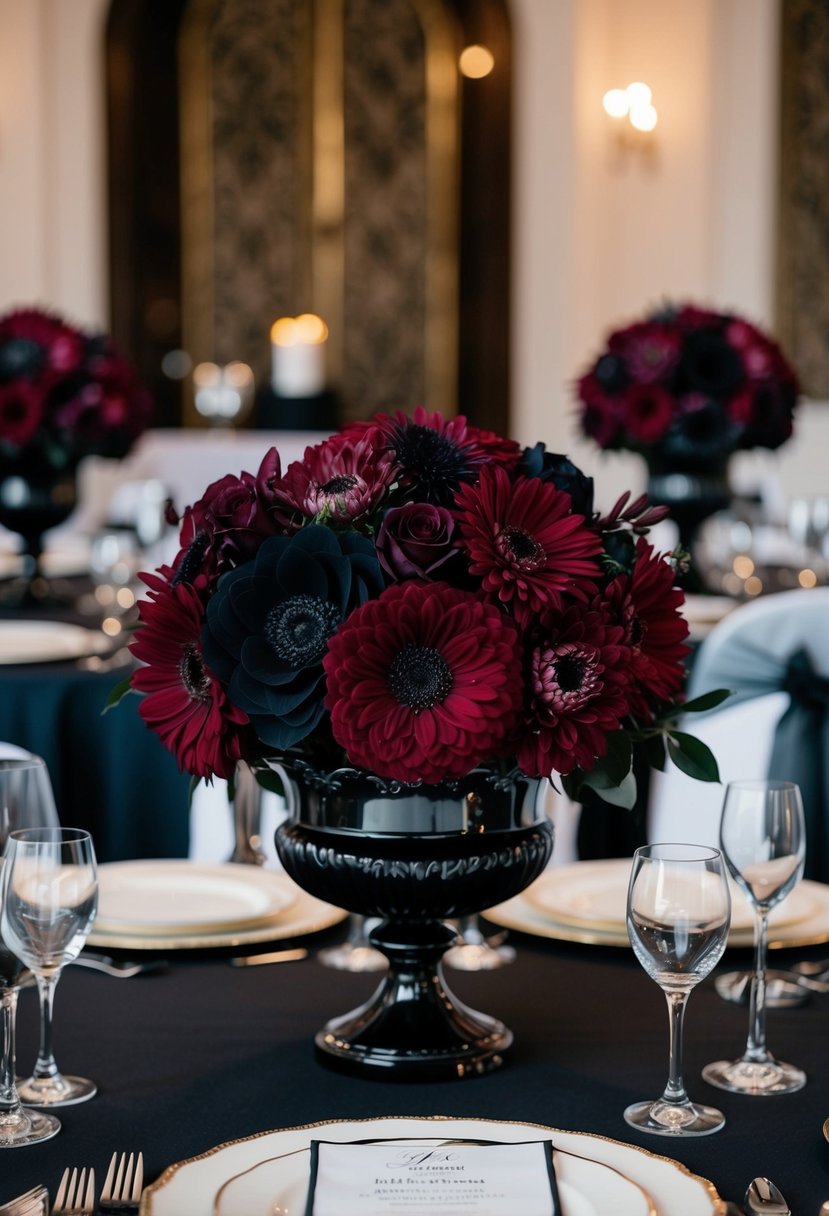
305, 1139, 560, 1215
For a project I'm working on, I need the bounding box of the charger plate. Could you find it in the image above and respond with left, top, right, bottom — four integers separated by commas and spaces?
88, 864, 344, 951
0, 620, 110, 664
486, 861, 829, 950
140, 1117, 722, 1216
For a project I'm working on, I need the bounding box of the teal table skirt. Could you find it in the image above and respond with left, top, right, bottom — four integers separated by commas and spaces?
0, 665, 191, 860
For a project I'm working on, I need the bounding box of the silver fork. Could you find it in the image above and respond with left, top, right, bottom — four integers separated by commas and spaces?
51, 1169, 95, 1216
100, 1152, 144, 1211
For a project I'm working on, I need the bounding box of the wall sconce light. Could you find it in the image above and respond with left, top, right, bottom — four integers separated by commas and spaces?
603, 82, 658, 164
459, 45, 495, 80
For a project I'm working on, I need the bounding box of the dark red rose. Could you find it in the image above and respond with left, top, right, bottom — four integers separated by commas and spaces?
176, 470, 273, 579
376, 502, 460, 581
0, 380, 46, 447
621, 383, 674, 444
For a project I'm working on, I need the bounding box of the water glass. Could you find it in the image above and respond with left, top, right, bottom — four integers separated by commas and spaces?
1, 826, 98, 1107
0, 760, 61, 1146
625, 843, 731, 1136
703, 780, 806, 1095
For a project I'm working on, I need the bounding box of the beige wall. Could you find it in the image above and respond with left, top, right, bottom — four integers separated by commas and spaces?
2, 0, 811, 502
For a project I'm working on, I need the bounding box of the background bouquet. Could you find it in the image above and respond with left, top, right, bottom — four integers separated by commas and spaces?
0, 306, 151, 470
125, 408, 721, 807
576, 302, 798, 465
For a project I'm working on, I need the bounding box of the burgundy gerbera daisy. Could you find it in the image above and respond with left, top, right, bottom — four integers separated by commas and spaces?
610, 320, 681, 384
129, 572, 249, 780
516, 605, 633, 778
605, 537, 690, 722
621, 383, 674, 444
338, 406, 521, 504
323, 580, 524, 783
453, 464, 602, 624
271, 433, 397, 529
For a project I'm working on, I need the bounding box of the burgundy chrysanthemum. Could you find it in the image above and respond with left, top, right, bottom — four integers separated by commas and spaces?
129, 572, 249, 780
453, 465, 602, 624
0, 307, 85, 378
605, 537, 690, 722
338, 406, 521, 504
516, 605, 633, 778
323, 580, 524, 782
271, 433, 397, 529
0, 380, 46, 447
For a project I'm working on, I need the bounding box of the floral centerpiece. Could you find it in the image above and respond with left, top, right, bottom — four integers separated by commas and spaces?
575, 302, 798, 466
0, 306, 151, 469
124, 407, 721, 806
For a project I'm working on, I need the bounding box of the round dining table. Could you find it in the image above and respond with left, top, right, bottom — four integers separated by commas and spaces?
1, 918, 827, 1212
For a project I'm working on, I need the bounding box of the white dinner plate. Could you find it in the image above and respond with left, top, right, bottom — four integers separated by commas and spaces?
88, 866, 345, 951
140, 1117, 722, 1216
487, 864, 829, 950
93, 861, 299, 936
523, 860, 817, 935
0, 540, 90, 581
0, 619, 111, 664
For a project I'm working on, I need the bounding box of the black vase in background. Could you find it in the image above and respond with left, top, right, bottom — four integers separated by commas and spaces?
645, 454, 731, 588
274, 760, 554, 1081
0, 463, 78, 604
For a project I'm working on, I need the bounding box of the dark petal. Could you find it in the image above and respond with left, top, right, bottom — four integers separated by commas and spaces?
249, 701, 326, 749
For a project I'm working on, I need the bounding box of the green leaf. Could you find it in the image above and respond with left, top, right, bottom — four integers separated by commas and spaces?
600, 731, 633, 785
581, 768, 638, 809
677, 688, 733, 715
252, 767, 285, 798
642, 733, 667, 772
666, 731, 721, 783
101, 675, 136, 714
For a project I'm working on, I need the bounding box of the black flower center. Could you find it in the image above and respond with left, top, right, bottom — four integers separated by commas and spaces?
265, 594, 340, 667
393, 424, 472, 505
497, 526, 545, 568
178, 642, 212, 702
320, 474, 358, 495
554, 653, 586, 693
173, 530, 209, 586
388, 643, 453, 710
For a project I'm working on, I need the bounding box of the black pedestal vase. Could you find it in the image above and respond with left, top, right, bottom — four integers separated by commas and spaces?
274, 761, 553, 1080
0, 463, 78, 605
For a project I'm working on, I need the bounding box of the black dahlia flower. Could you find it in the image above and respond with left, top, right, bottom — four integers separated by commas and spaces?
201, 525, 384, 750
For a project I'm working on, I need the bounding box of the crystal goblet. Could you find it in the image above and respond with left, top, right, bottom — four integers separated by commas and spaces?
625, 842, 731, 1136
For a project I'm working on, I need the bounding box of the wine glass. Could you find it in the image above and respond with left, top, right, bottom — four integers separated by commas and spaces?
0, 758, 61, 1146
2, 826, 98, 1107
625, 842, 731, 1137
443, 915, 516, 970
703, 779, 806, 1095
317, 914, 387, 972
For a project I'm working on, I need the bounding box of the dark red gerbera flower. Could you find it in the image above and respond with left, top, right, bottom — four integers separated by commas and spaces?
271, 433, 397, 529
516, 604, 633, 778
129, 572, 249, 780
605, 537, 690, 721
609, 320, 681, 384
338, 406, 521, 504
621, 383, 674, 444
576, 373, 623, 448
453, 464, 602, 624
323, 580, 524, 782
0, 380, 46, 447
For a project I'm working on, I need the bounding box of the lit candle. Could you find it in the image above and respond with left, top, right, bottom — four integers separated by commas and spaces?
270, 314, 328, 397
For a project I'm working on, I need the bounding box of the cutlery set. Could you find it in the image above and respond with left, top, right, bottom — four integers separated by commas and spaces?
10, 1153, 145, 1216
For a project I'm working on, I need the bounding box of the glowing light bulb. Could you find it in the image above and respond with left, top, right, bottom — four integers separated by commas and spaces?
630, 102, 658, 133
459, 45, 495, 79
603, 88, 629, 119
626, 81, 652, 108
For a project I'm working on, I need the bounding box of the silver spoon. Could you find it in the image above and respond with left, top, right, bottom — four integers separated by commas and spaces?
73, 953, 167, 978
745, 1177, 791, 1216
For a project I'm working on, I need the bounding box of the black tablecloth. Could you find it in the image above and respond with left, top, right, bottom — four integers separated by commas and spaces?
2, 926, 828, 1211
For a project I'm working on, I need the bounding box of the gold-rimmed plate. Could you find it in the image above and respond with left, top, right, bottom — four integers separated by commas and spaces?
139, 1117, 724, 1216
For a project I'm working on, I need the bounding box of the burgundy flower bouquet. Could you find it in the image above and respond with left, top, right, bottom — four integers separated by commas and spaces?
123, 408, 722, 807
0, 307, 151, 470
576, 302, 798, 465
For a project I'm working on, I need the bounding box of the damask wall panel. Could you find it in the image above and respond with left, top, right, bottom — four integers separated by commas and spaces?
778, 0, 829, 397
209, 0, 311, 390
342, 0, 428, 418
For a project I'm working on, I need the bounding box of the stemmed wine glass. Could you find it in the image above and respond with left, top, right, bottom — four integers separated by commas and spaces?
625, 842, 731, 1137
318, 914, 387, 972
0, 757, 61, 1146
2, 826, 98, 1107
703, 779, 806, 1095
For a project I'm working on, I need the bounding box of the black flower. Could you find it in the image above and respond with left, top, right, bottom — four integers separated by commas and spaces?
202, 525, 383, 750
517, 444, 595, 518
676, 328, 745, 397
